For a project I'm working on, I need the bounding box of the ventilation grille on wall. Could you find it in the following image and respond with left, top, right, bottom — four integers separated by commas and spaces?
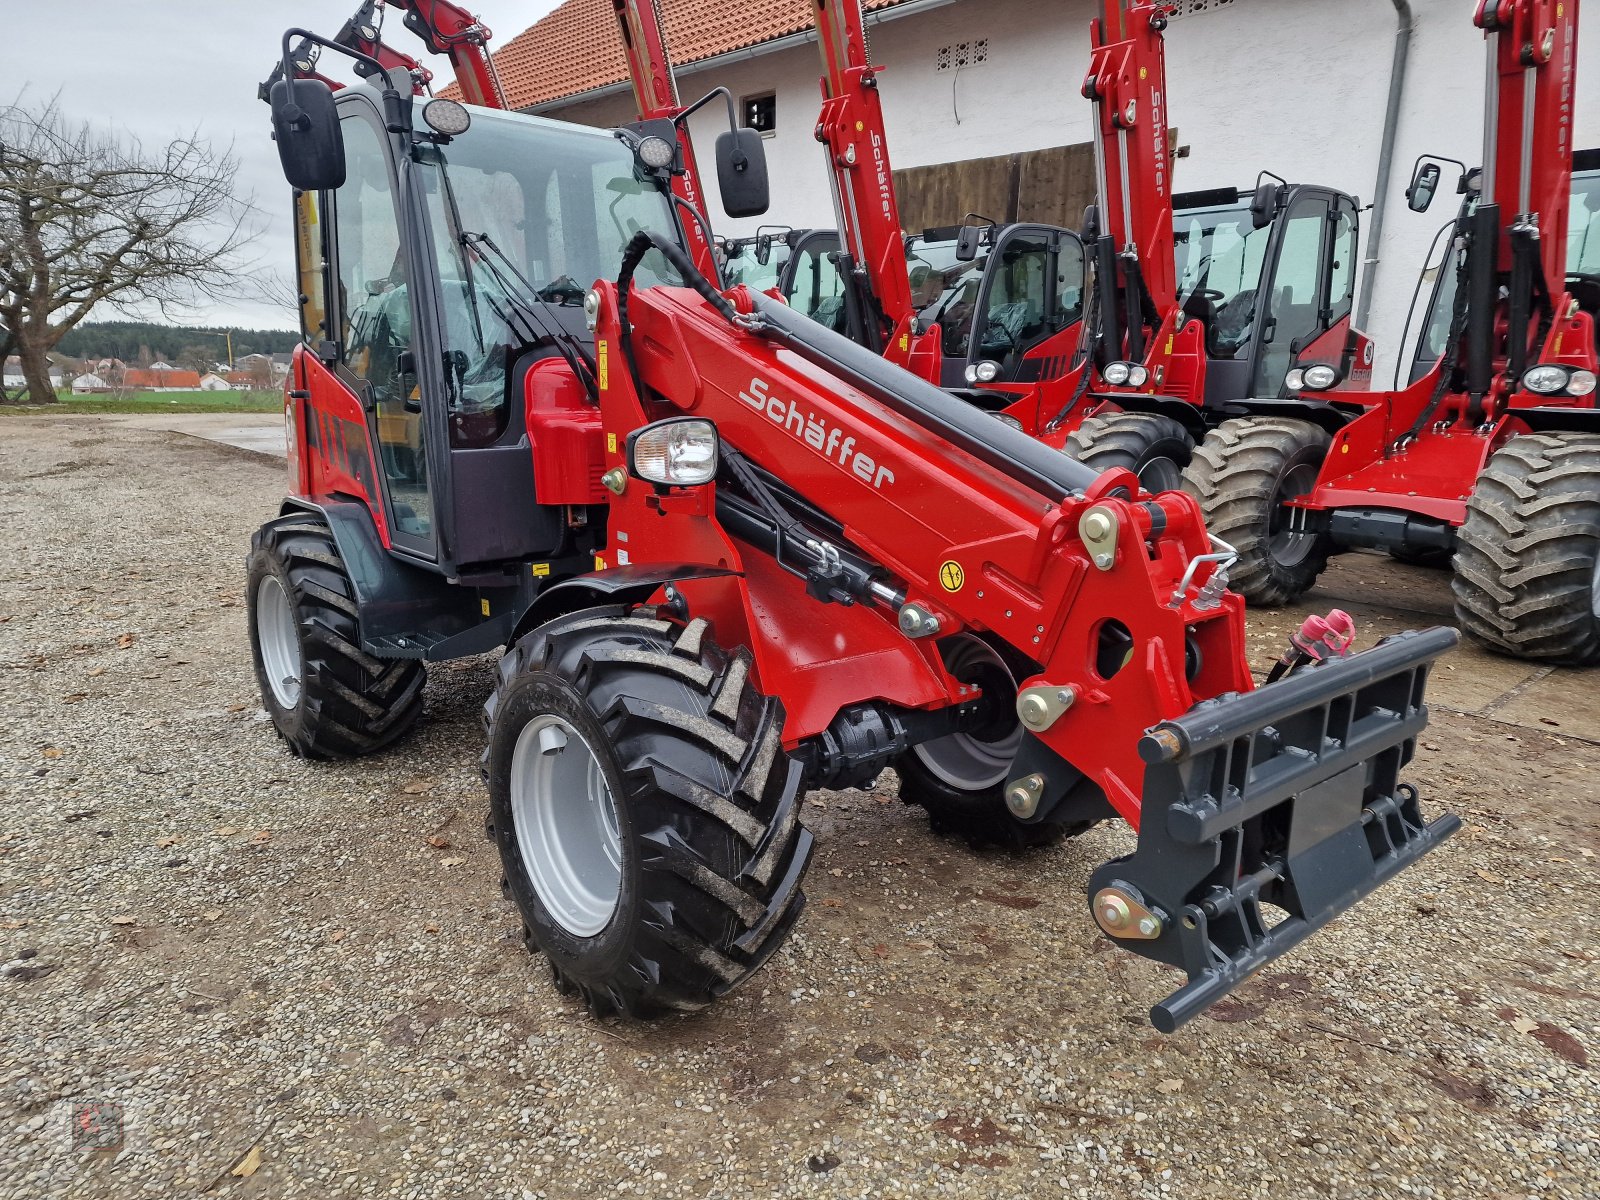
935, 39, 989, 72
1167, 0, 1237, 18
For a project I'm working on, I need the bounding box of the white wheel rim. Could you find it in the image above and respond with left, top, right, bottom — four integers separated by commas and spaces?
912, 636, 1021, 790
511, 714, 623, 937
1591, 555, 1600, 621
256, 576, 303, 709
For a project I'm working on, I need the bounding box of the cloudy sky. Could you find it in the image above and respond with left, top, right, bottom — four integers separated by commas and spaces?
3, 0, 560, 331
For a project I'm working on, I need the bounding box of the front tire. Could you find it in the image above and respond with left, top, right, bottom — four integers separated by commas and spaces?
1066, 412, 1194, 493
1184, 418, 1334, 606
246, 513, 425, 759
1453, 433, 1600, 664
484, 609, 813, 1016
896, 636, 1079, 850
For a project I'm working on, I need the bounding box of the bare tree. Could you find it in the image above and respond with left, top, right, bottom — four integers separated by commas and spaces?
0, 94, 258, 404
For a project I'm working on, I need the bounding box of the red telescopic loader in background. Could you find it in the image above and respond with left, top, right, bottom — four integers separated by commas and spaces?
248, 12, 1460, 1031
713, 0, 1376, 491
1186, 0, 1600, 661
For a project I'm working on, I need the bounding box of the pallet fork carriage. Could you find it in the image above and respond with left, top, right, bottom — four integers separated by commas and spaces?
249, 12, 1459, 1027
1191, 0, 1600, 662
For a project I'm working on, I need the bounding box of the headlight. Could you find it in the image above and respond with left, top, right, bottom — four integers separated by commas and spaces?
1285, 368, 1306, 392
1568, 369, 1597, 398
422, 98, 472, 137
1522, 364, 1571, 395
636, 135, 677, 171
1103, 361, 1132, 386
1126, 364, 1149, 388
973, 360, 1000, 383
1302, 364, 1339, 390
991, 412, 1024, 430
628, 418, 719, 486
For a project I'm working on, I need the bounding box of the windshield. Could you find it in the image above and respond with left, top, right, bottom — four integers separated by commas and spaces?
1173, 203, 1273, 358
1572, 168, 1600, 275
411, 104, 680, 431
907, 238, 986, 344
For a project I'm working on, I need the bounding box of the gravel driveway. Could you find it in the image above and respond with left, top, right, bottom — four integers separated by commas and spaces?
2, 416, 1596, 1199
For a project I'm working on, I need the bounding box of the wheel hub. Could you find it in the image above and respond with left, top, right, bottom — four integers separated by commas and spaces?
255, 576, 303, 709
911, 636, 1021, 790
510, 714, 623, 938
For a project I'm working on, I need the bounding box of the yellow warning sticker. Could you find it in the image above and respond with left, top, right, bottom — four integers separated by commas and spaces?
594, 555, 607, 571
531, 562, 551, 577
480, 598, 491, 616
607, 432, 617, 455
598, 339, 609, 391
939, 561, 965, 592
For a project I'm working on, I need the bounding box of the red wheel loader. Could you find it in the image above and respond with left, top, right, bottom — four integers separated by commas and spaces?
249, 22, 1459, 1030
1188, 0, 1600, 658
666, 0, 1377, 492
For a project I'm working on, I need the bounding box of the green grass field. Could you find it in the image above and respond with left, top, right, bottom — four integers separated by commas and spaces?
1, 390, 282, 415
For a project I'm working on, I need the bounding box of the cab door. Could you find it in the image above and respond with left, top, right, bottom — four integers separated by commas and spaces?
780, 231, 851, 334
1244, 187, 1358, 397
327, 100, 438, 559
964, 224, 1087, 387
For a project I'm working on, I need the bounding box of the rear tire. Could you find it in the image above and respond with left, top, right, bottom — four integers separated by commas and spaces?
1066, 412, 1194, 493
1453, 433, 1600, 664
483, 609, 813, 1016
1184, 418, 1334, 606
246, 514, 425, 759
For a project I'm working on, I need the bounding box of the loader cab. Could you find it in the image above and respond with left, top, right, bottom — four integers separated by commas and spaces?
780, 222, 1087, 390
1173, 183, 1362, 402
722, 227, 802, 293
285, 84, 686, 576
1404, 154, 1600, 386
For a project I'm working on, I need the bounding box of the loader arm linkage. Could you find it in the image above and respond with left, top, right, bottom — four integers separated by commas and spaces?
587, 241, 1458, 1027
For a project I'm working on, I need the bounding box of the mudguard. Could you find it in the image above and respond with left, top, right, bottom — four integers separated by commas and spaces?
1088, 626, 1461, 1031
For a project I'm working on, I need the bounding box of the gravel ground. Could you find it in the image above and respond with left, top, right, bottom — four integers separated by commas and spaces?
1, 416, 1596, 1200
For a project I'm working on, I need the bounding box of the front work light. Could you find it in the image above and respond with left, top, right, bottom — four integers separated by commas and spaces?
636, 135, 677, 171
1521, 363, 1595, 397
964, 360, 1001, 384
628, 418, 719, 486
1302, 364, 1339, 390
422, 98, 472, 137
1103, 361, 1132, 386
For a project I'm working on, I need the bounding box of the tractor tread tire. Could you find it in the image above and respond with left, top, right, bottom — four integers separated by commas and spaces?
1184, 417, 1333, 606
1453, 433, 1600, 664
484, 609, 813, 1018
1065, 412, 1194, 491
247, 514, 425, 760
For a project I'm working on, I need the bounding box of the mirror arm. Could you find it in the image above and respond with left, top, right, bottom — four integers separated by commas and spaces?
280, 27, 409, 129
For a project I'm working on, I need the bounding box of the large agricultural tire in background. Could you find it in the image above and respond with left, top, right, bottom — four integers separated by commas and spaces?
1065, 412, 1194, 493
1183, 418, 1334, 606
1453, 433, 1600, 664
246, 514, 426, 759
483, 608, 813, 1017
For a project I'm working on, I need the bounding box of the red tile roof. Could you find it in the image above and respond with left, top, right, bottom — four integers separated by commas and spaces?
122, 369, 203, 389
457, 0, 913, 110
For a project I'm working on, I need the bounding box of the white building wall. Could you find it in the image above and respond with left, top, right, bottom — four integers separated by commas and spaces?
546, 0, 1598, 383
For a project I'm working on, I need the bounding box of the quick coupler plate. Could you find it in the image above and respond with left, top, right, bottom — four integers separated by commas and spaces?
1088, 626, 1461, 1032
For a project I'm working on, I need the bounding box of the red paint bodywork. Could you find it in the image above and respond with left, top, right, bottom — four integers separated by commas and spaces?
287, 347, 391, 548
591, 279, 1255, 829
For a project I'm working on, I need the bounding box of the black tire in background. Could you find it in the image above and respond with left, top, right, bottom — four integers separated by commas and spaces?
1065, 412, 1194, 494
483, 608, 813, 1016
246, 514, 425, 759
1183, 418, 1334, 606
1453, 433, 1600, 664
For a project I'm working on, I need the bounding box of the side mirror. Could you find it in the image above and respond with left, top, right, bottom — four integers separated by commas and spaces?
270, 78, 345, 191
1407, 161, 1442, 213
955, 225, 983, 262
1249, 182, 1280, 230
715, 128, 770, 218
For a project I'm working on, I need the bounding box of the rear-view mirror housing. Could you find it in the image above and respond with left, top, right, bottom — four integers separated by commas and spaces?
954, 225, 983, 262
715, 128, 770, 219
270, 78, 345, 192
1249, 182, 1281, 230
1407, 161, 1442, 213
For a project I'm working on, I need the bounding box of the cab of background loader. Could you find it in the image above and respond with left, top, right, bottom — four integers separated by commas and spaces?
1172, 181, 1367, 403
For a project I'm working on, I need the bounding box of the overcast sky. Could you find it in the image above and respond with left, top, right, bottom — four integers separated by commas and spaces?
3, 0, 560, 331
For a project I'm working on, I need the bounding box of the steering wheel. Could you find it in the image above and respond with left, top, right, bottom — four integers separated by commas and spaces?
1188, 288, 1226, 302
